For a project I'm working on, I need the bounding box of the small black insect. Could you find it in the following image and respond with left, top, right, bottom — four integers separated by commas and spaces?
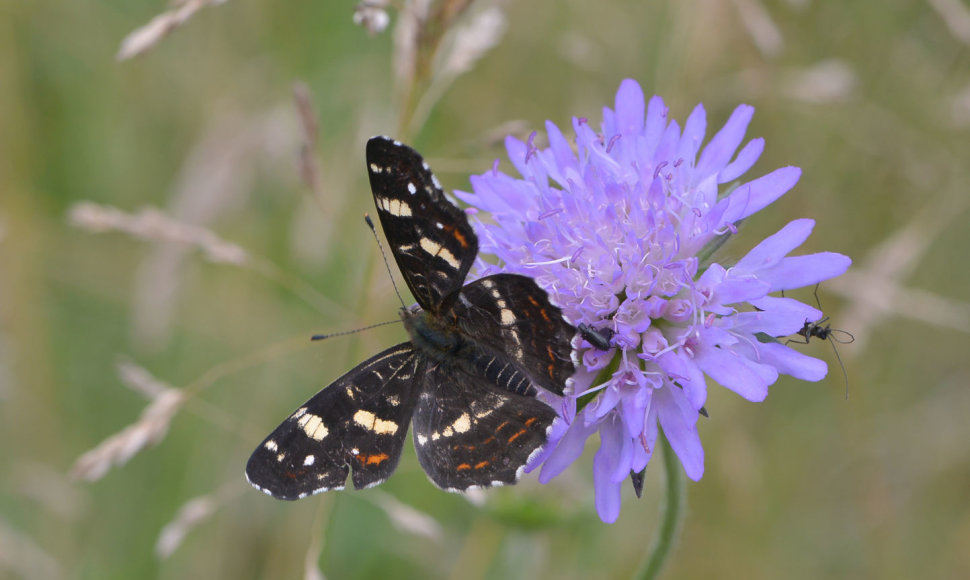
578, 323, 614, 351
787, 312, 854, 398
245, 137, 576, 499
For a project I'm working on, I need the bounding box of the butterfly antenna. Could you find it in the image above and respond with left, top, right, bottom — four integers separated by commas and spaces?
311, 319, 400, 341
364, 213, 407, 309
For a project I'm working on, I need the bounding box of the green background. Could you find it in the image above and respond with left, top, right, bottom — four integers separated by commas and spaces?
2, 0, 969, 578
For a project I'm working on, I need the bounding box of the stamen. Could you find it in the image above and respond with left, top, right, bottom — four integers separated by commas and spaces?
538, 208, 564, 220
523, 255, 572, 266
525, 131, 539, 163
606, 134, 621, 154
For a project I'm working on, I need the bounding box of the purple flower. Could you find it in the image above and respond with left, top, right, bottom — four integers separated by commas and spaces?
456, 79, 851, 523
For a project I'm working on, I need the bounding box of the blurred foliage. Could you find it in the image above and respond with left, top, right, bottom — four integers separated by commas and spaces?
2, 0, 970, 578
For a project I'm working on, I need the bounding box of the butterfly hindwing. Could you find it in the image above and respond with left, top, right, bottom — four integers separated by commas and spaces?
246, 344, 423, 500
412, 364, 559, 491
366, 136, 478, 312
449, 274, 576, 396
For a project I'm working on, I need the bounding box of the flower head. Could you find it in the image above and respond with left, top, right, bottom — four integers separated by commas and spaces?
456, 79, 851, 523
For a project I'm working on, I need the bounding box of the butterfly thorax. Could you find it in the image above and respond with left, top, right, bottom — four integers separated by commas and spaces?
400, 305, 465, 363
400, 303, 540, 398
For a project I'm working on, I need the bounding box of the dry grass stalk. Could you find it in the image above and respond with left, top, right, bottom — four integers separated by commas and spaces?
117, 0, 230, 61
731, 0, 783, 57
928, 0, 970, 46
67, 201, 248, 265
354, 0, 390, 35
117, 357, 170, 399
13, 462, 88, 521
70, 386, 185, 482
781, 60, 856, 104
401, 2, 508, 134
155, 495, 218, 559
438, 5, 506, 78
304, 536, 326, 580
293, 83, 323, 194
368, 491, 443, 541
0, 520, 64, 580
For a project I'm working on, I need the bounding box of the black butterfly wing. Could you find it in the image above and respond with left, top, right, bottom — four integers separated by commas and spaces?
448, 273, 576, 396
366, 136, 478, 312
411, 363, 559, 491
246, 343, 424, 500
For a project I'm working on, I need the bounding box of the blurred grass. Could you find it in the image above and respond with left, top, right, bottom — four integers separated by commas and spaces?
2, 0, 970, 578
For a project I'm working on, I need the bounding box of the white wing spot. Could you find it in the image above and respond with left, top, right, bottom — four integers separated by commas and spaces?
353, 410, 399, 435
407, 182, 417, 195
276, 453, 286, 462
417, 434, 428, 445
376, 196, 412, 217
432, 175, 442, 189
297, 413, 329, 441
500, 309, 515, 325
420, 238, 460, 268
369, 162, 382, 174
452, 412, 471, 434
291, 407, 308, 420
474, 406, 495, 419
263, 439, 278, 452
303, 455, 315, 466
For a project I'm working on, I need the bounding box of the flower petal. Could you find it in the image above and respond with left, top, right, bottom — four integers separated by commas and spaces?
678, 104, 707, 166
656, 385, 705, 480
759, 253, 853, 292
614, 79, 645, 137
538, 411, 596, 483
694, 340, 778, 401
759, 342, 829, 381
719, 137, 764, 183
734, 219, 815, 273
719, 166, 801, 225
696, 104, 754, 178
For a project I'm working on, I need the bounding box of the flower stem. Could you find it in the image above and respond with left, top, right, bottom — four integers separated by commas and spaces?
635, 433, 686, 580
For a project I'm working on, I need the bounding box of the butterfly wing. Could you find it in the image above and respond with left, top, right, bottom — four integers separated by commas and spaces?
411, 363, 558, 491
449, 273, 576, 396
366, 136, 478, 312
246, 343, 423, 499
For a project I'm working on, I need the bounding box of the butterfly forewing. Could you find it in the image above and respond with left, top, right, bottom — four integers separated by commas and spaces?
246, 344, 422, 499
449, 274, 575, 396
366, 136, 478, 312
412, 365, 558, 491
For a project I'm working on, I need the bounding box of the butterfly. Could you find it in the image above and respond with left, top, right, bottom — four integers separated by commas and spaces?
245, 136, 576, 498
